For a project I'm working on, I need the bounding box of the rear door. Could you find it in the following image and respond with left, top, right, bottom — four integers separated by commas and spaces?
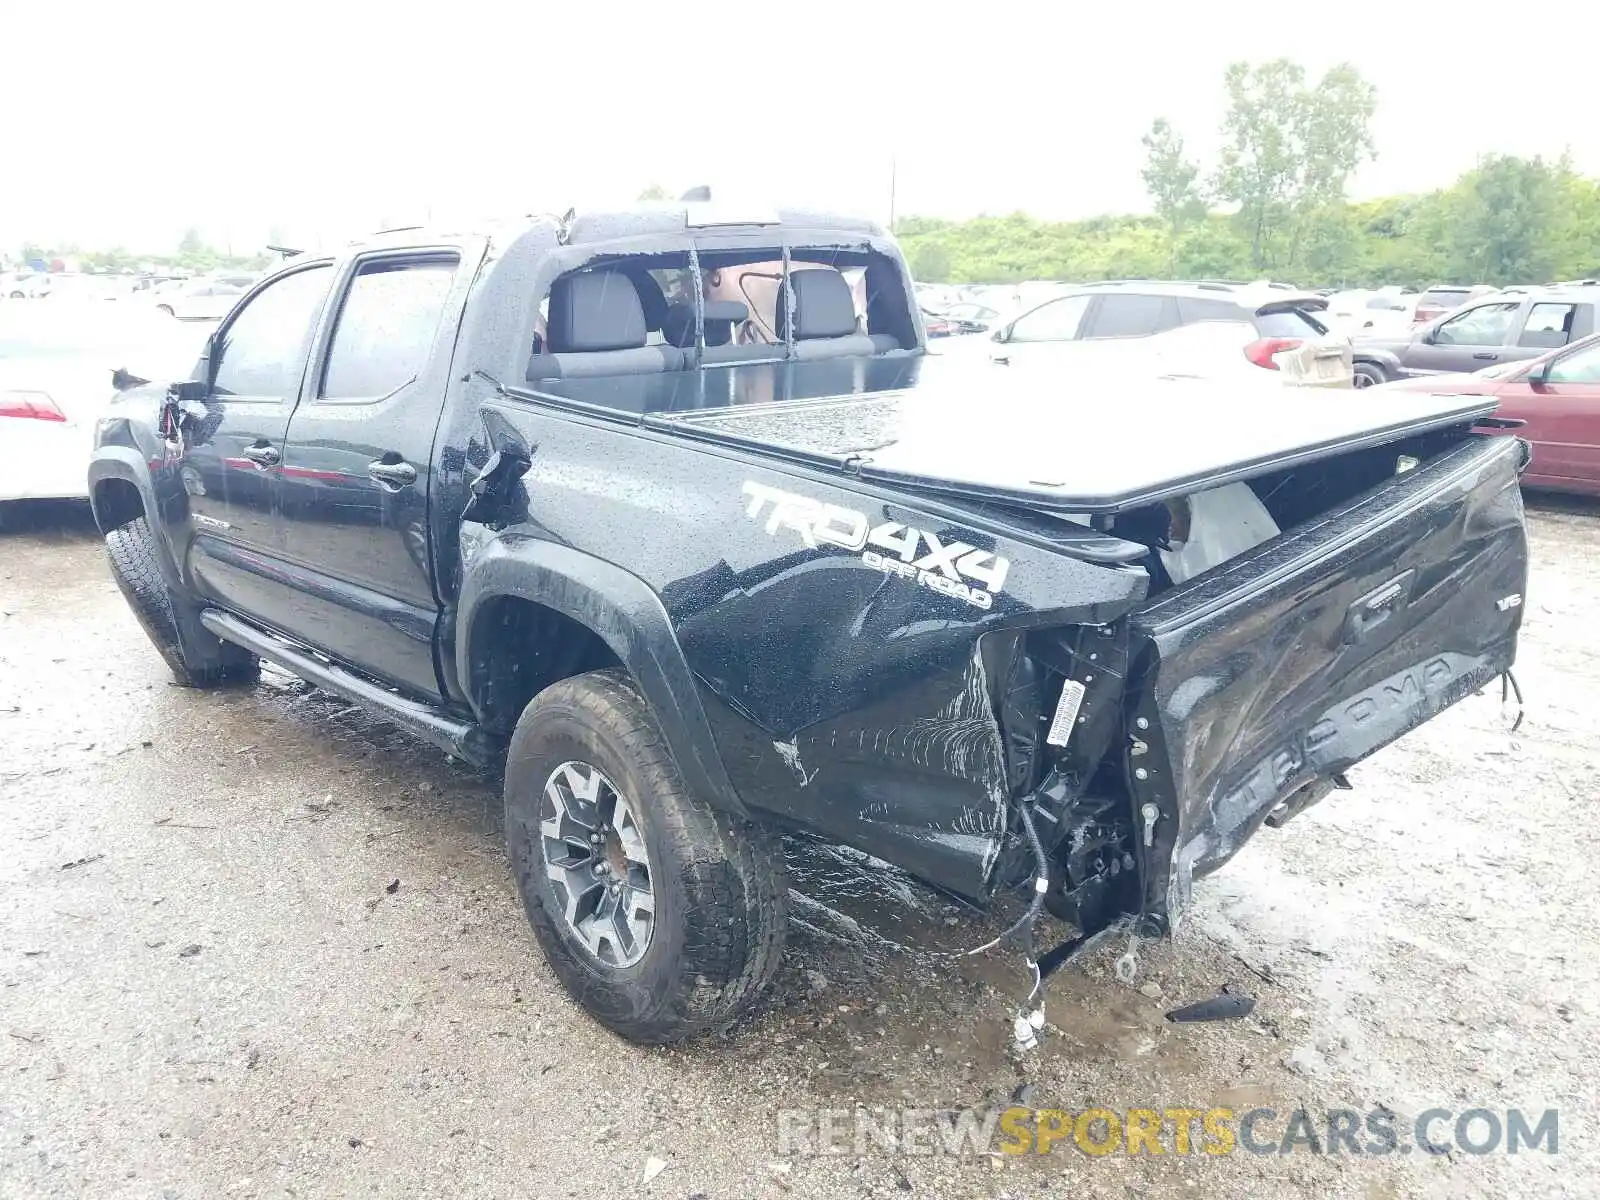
181, 262, 336, 623
1079, 292, 1180, 339
1405, 299, 1524, 374
1497, 337, 1600, 492
274, 249, 468, 698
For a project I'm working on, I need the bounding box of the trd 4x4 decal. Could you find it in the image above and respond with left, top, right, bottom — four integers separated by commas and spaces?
741, 481, 1010, 610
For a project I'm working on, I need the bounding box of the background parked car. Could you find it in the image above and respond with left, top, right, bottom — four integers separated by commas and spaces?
978, 280, 1352, 386
2, 272, 53, 300
1351, 282, 1600, 387
1377, 330, 1600, 495
0, 306, 215, 510
1411, 283, 1497, 326
151, 274, 259, 320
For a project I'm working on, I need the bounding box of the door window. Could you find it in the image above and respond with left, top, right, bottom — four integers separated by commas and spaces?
1518, 303, 1578, 349
1432, 301, 1521, 347
1545, 340, 1600, 384
320, 258, 459, 401
212, 265, 333, 397
1006, 294, 1091, 343
1086, 293, 1175, 338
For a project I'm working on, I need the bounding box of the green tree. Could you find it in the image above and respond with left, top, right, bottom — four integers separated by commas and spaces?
177, 227, 205, 256
637, 184, 671, 201
1447, 155, 1564, 284
1211, 59, 1376, 272
1212, 59, 1306, 270
1140, 118, 1205, 270
906, 240, 953, 282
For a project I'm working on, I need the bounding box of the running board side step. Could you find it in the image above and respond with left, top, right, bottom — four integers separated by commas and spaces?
199, 609, 495, 768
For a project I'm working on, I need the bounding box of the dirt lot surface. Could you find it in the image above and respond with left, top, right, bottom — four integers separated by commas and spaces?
2, 500, 1595, 1199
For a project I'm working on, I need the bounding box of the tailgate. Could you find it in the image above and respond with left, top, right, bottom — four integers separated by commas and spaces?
1127, 435, 1528, 928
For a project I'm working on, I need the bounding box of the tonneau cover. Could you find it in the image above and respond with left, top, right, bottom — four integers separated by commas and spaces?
656, 354, 1498, 513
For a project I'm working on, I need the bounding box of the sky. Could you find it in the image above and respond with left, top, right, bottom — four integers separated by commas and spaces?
6, 0, 1598, 255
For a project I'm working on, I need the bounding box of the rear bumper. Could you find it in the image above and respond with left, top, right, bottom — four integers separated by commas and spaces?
0, 422, 92, 501
1127, 435, 1528, 928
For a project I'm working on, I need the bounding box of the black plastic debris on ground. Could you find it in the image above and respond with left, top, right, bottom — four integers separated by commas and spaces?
1166, 993, 1256, 1023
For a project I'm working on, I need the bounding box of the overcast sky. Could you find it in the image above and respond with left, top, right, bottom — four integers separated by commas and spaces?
7, 0, 1597, 254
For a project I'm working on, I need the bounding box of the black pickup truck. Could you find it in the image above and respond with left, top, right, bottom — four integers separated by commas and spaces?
90, 205, 1530, 1044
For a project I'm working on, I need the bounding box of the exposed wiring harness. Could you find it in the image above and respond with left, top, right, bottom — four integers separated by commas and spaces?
959, 801, 1051, 1049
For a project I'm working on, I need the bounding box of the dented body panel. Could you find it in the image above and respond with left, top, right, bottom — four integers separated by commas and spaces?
1127, 435, 1528, 925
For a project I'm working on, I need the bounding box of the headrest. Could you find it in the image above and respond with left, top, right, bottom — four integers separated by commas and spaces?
622, 267, 668, 332
775, 268, 858, 341
547, 271, 647, 353
662, 300, 750, 348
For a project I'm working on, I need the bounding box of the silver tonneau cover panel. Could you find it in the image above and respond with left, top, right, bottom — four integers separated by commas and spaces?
666, 356, 1498, 513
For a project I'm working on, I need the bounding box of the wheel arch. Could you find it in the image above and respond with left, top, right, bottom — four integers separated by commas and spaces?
457, 538, 748, 818
88, 448, 157, 534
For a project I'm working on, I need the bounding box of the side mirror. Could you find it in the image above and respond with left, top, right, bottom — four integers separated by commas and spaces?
991, 327, 1009, 344
1525, 360, 1551, 385
1417, 329, 1435, 346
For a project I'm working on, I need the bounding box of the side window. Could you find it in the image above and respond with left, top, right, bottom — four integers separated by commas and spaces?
1545, 341, 1600, 384
1006, 294, 1091, 343
1433, 301, 1521, 347
1518, 303, 1578, 349
319, 258, 458, 401
212, 265, 333, 397
1087, 293, 1175, 338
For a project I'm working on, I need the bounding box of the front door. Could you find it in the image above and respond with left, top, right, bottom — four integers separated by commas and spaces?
990, 293, 1093, 366
1404, 299, 1523, 375
1499, 337, 1600, 493
181, 262, 336, 625
275, 251, 467, 698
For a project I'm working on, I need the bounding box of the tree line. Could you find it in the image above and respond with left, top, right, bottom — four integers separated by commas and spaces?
899, 59, 1600, 290
13, 227, 272, 274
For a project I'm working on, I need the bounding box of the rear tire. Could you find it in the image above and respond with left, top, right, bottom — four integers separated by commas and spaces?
1352, 361, 1388, 389
105, 517, 259, 688
504, 669, 787, 1044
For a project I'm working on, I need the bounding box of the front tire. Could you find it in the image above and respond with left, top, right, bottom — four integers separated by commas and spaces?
504, 669, 787, 1044
105, 517, 259, 688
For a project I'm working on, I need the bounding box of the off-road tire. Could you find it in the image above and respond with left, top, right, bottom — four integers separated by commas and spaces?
504, 669, 787, 1044
105, 517, 258, 687
1352, 361, 1388, 389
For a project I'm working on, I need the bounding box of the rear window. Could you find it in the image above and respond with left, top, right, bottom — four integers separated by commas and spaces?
1254, 307, 1328, 337
1420, 288, 1470, 308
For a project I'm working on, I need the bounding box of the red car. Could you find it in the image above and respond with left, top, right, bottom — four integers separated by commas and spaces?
1381, 330, 1600, 496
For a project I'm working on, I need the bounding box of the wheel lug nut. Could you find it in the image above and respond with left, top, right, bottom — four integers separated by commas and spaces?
592, 863, 606, 876
588, 833, 601, 845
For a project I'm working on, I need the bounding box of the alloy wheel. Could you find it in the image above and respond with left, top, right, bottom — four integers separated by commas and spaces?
538, 760, 655, 967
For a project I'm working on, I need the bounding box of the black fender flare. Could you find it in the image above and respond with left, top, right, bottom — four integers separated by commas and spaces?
86, 447, 183, 584
455, 537, 748, 818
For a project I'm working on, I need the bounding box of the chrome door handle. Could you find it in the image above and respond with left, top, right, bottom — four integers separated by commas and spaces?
367, 459, 417, 487
241, 443, 280, 466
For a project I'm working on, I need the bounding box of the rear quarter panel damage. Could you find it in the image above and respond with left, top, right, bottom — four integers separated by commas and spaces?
456, 396, 1147, 901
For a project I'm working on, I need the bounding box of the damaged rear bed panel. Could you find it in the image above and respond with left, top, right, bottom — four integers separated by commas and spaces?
1127, 435, 1529, 927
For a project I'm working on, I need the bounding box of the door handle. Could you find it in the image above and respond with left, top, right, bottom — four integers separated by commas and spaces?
241, 443, 280, 467
991, 353, 1010, 366
1473, 352, 1499, 361
367, 459, 418, 487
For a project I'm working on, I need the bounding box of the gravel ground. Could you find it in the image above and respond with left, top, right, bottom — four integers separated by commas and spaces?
1, 499, 1595, 1199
